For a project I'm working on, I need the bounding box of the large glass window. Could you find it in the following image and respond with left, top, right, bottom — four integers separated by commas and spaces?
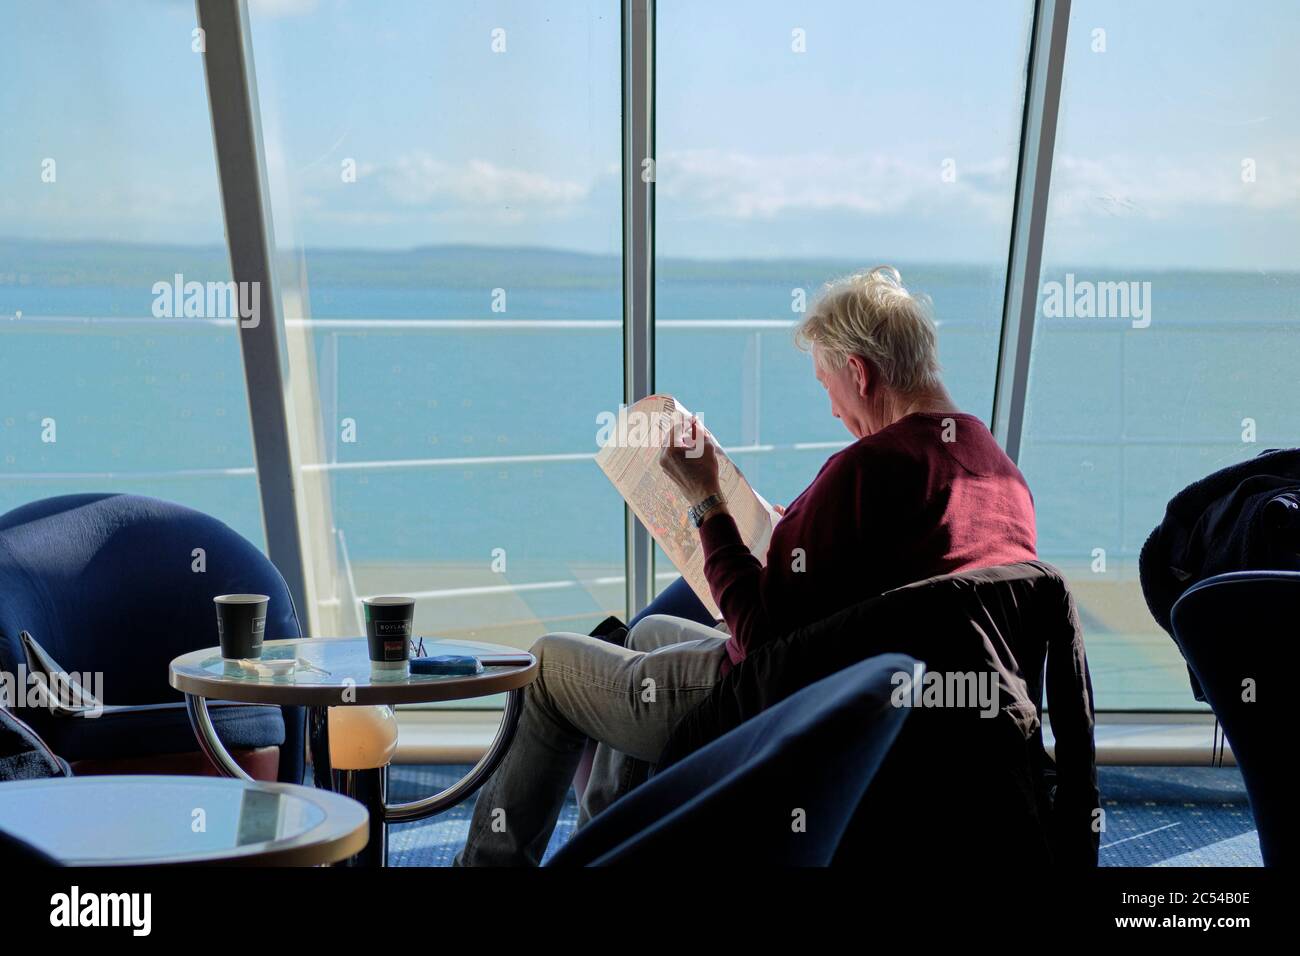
1020, 0, 1300, 709
248, 0, 623, 645
654, 0, 1035, 591
9, 0, 1288, 720
0, 2, 261, 545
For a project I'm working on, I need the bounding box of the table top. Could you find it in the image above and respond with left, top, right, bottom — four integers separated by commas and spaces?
169, 636, 538, 706
0, 775, 369, 866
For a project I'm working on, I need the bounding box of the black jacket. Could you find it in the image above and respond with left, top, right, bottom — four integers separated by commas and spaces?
656, 561, 1100, 867
1139, 447, 1300, 700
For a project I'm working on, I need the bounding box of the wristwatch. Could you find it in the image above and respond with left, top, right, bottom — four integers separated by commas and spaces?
688, 493, 725, 529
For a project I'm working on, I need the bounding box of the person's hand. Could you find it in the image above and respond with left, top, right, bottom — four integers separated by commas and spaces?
659, 415, 721, 504
773, 503, 786, 516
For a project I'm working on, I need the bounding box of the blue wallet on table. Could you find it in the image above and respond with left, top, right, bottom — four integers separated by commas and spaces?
410, 655, 483, 676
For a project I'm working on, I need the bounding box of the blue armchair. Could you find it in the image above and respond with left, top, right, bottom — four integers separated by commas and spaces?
1171, 570, 1292, 866
546, 653, 919, 866
0, 493, 304, 782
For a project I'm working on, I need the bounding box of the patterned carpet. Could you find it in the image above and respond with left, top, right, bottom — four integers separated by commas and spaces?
388, 764, 579, 866
1095, 766, 1261, 866
387, 764, 1262, 867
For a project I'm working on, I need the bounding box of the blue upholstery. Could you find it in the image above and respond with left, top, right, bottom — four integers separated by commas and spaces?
547, 653, 919, 866
0, 493, 304, 782
1171, 571, 1292, 867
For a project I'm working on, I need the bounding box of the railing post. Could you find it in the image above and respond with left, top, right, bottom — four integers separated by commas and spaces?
742, 331, 762, 447
622, 0, 656, 618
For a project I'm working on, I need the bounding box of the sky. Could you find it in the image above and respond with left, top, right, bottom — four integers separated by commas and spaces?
0, 0, 1297, 270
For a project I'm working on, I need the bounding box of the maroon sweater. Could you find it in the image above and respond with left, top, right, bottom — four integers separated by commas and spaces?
700, 412, 1037, 673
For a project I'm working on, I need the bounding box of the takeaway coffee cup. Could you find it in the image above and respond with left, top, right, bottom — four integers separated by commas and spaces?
215, 594, 269, 660
363, 597, 415, 673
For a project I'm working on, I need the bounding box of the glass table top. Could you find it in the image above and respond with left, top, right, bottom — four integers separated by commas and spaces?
169, 637, 537, 705
0, 776, 367, 865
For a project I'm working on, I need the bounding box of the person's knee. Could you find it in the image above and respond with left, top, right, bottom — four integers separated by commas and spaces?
626, 614, 675, 653
528, 631, 595, 688
524, 632, 589, 723
531, 630, 573, 659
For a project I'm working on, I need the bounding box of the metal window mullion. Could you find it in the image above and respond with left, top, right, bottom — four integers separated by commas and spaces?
622, 0, 656, 619
196, 0, 313, 633
991, 0, 1072, 464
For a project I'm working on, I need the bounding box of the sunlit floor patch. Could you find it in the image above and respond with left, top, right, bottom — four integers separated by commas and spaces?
1097, 767, 1260, 867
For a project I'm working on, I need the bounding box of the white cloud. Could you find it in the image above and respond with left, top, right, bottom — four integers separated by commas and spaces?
1049, 152, 1300, 220
654, 149, 1013, 221
652, 147, 1300, 227
380, 153, 589, 208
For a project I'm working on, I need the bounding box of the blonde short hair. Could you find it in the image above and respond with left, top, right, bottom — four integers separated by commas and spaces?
795, 266, 942, 394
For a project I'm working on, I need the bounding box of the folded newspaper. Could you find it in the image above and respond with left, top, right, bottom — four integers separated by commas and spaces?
595, 394, 781, 620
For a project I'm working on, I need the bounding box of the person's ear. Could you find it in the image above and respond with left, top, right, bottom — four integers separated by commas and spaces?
848, 355, 871, 398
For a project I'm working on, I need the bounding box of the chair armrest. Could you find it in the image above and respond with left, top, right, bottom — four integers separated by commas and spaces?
32, 700, 285, 763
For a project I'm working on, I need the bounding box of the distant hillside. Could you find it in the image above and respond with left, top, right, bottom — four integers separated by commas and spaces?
0, 239, 233, 288
10, 237, 1276, 292
0, 239, 619, 289
0, 238, 1004, 290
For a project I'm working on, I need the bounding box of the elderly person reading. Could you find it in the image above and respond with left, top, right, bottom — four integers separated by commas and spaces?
455, 266, 1037, 866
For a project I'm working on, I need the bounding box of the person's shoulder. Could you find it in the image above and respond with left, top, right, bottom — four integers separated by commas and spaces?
817, 424, 926, 484
838, 412, 1003, 476
840, 413, 970, 459
791, 440, 870, 496
897, 412, 1021, 478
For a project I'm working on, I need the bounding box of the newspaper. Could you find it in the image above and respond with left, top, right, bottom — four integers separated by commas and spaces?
595, 394, 781, 620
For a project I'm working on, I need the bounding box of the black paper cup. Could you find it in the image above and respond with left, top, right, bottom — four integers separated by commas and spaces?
215, 594, 269, 660
363, 596, 414, 670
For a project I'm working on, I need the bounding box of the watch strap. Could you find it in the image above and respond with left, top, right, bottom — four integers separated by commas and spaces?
689, 493, 725, 528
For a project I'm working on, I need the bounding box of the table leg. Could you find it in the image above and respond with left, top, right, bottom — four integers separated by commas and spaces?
337, 768, 388, 867
384, 687, 525, 824
308, 704, 388, 867
184, 694, 254, 782
307, 705, 332, 790
300, 691, 524, 866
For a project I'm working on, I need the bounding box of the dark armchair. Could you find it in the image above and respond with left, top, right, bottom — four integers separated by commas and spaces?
1171, 571, 1292, 866
0, 493, 304, 782
656, 561, 1100, 867
548, 653, 920, 866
